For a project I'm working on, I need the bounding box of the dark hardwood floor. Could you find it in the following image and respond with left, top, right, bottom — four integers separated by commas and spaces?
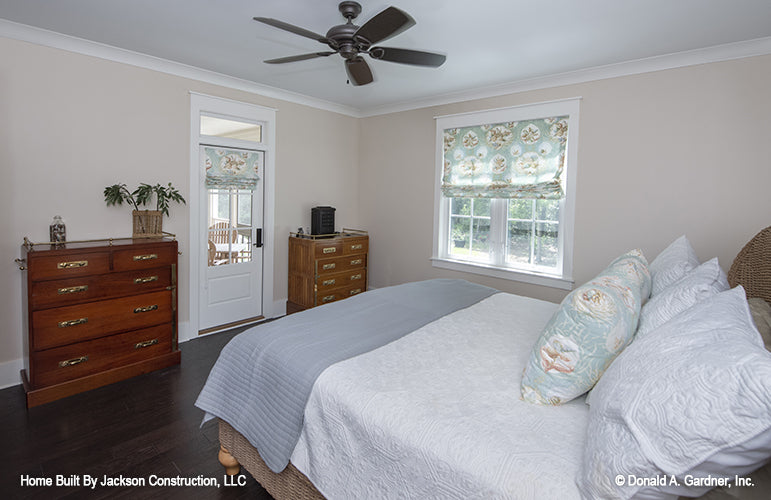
1, 326, 274, 499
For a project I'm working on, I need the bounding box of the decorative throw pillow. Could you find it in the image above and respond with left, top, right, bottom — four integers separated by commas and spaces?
577, 286, 771, 499
649, 235, 699, 296
636, 258, 729, 338
520, 249, 650, 406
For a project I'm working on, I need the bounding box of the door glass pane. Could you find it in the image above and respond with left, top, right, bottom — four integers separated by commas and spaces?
201, 115, 262, 142
237, 191, 252, 226
207, 189, 253, 267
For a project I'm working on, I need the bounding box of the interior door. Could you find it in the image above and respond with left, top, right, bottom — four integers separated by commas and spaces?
199, 145, 264, 331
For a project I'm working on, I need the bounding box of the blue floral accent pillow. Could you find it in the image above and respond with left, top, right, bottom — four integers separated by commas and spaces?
520, 250, 650, 405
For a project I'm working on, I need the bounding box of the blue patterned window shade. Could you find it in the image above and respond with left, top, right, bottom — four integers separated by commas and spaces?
441, 116, 568, 199
204, 147, 262, 190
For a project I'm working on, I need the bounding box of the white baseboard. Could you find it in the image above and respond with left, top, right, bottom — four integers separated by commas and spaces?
0, 358, 24, 390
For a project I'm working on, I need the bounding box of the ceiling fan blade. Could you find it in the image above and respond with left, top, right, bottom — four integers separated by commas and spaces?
345, 57, 374, 86
253, 17, 329, 44
353, 7, 415, 45
264, 52, 336, 64
369, 47, 446, 67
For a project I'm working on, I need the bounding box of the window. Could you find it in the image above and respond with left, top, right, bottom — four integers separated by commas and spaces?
432, 99, 580, 289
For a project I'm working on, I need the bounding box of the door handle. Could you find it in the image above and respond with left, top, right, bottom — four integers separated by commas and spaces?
254, 228, 263, 248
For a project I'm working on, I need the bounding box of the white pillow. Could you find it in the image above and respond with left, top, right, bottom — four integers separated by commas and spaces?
577, 286, 771, 499
636, 258, 729, 338
649, 235, 699, 296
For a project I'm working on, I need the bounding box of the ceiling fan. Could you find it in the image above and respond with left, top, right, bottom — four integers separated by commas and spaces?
253, 1, 446, 86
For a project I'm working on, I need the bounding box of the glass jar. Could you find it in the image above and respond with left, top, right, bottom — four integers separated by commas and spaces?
50, 215, 66, 246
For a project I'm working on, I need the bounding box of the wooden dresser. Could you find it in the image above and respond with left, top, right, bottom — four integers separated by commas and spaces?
19, 237, 181, 407
287, 231, 368, 313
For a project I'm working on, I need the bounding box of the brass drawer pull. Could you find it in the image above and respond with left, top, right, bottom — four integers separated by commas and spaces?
351, 244, 363, 250
350, 288, 362, 296
350, 274, 362, 280
135, 338, 159, 349
134, 304, 159, 313
322, 247, 337, 254
58, 260, 88, 269
58, 356, 88, 368
322, 295, 335, 303
323, 279, 336, 286
322, 263, 336, 270
133, 253, 158, 261
134, 275, 159, 284
350, 258, 363, 266
58, 285, 88, 295
58, 317, 88, 328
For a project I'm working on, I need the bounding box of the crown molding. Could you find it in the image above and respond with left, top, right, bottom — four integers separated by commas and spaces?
0, 19, 362, 118
359, 36, 771, 117
2, 18, 770, 119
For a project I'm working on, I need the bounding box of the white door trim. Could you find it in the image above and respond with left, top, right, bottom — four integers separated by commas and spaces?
186, 92, 277, 341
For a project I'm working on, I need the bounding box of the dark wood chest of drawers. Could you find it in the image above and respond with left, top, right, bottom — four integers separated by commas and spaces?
287, 232, 368, 313
20, 238, 181, 407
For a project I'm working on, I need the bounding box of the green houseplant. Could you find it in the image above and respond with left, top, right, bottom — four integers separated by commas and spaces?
104, 182, 186, 237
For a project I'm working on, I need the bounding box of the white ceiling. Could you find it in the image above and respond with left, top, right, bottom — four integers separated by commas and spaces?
1, 0, 770, 115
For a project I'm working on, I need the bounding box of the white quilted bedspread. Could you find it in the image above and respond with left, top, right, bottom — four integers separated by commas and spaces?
290, 292, 589, 500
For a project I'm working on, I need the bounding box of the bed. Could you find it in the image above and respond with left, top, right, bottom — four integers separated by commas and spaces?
196, 229, 771, 500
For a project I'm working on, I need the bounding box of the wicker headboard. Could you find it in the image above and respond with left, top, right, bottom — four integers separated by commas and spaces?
727, 226, 771, 304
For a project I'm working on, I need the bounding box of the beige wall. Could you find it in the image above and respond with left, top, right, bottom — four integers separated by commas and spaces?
2, 34, 770, 377
0, 37, 359, 368
358, 55, 771, 303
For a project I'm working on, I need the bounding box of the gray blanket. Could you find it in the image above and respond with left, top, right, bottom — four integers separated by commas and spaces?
195, 279, 497, 472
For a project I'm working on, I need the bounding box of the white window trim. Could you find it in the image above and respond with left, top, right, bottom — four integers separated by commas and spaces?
431, 97, 580, 290
187, 92, 277, 341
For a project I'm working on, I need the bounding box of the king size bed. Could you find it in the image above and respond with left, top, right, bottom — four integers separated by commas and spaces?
196, 230, 771, 499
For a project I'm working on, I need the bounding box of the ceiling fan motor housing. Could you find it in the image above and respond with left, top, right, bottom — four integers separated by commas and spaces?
338, 1, 362, 20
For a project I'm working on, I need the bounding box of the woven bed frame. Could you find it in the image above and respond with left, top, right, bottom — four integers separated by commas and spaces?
216, 226, 771, 500
219, 419, 324, 500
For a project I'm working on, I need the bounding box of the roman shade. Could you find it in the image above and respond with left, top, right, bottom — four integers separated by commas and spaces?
441, 116, 568, 199
204, 146, 262, 190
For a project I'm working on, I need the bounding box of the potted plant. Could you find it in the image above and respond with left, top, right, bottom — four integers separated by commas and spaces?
104, 182, 186, 237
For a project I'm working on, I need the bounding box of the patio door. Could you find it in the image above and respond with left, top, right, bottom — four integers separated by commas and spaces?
199, 145, 264, 332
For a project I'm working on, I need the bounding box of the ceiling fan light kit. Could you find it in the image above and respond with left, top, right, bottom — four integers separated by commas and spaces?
254, 1, 446, 86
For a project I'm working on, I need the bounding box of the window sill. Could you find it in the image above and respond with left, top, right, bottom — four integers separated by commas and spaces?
430, 257, 574, 290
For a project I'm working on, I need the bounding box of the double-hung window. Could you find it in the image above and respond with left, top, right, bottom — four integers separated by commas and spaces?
432, 98, 580, 289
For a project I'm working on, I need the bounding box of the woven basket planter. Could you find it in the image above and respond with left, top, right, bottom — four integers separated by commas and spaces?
132, 210, 163, 238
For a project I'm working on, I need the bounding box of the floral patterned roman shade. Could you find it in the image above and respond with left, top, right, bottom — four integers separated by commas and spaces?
204, 146, 262, 190
441, 115, 569, 199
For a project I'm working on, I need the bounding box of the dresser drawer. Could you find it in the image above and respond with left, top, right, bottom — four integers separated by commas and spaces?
316, 254, 367, 276
342, 237, 368, 255
112, 244, 177, 272
313, 240, 343, 259
316, 284, 366, 306
31, 290, 173, 351
30, 267, 172, 310
28, 251, 110, 281
315, 269, 367, 292
30, 324, 173, 388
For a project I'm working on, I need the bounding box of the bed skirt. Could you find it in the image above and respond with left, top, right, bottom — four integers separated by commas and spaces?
218, 419, 325, 500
